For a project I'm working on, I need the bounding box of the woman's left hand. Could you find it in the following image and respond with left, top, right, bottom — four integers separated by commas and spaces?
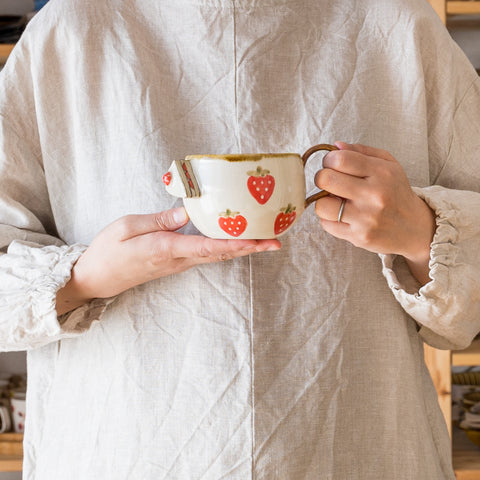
314, 142, 436, 285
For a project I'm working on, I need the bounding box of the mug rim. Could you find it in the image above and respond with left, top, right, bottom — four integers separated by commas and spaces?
185, 153, 299, 162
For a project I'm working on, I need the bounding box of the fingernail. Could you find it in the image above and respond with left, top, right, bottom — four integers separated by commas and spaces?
173, 207, 188, 224
256, 244, 281, 252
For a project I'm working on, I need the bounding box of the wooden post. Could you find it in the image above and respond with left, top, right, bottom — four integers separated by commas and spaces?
427, 0, 447, 24
0, 44, 15, 65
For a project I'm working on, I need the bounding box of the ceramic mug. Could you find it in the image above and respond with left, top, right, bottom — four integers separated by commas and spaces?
163, 143, 338, 239
0, 405, 11, 433
10, 393, 26, 433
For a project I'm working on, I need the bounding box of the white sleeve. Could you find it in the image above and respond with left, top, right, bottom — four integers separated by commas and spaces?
0, 241, 110, 351
381, 186, 480, 351
380, 40, 480, 350
0, 40, 109, 352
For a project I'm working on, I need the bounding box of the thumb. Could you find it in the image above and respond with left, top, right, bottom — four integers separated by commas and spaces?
108, 208, 190, 241
154, 207, 189, 231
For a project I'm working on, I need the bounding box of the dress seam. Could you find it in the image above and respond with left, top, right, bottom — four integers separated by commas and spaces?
233, 0, 241, 152
248, 252, 255, 480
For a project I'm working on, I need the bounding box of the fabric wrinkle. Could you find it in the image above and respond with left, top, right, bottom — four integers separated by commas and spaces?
162, 364, 246, 476
255, 341, 345, 458
1, 0, 477, 478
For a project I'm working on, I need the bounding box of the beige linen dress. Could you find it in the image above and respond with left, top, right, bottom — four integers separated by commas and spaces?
0, 0, 479, 478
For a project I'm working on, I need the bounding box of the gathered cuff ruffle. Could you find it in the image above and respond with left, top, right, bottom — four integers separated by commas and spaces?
0, 241, 110, 351
380, 186, 480, 350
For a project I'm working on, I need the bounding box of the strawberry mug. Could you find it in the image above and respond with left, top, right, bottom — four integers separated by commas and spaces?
163, 144, 338, 239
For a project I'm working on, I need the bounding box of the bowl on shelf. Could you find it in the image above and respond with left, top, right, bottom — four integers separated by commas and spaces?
463, 391, 480, 408
452, 371, 480, 386
460, 426, 480, 448
458, 390, 480, 448
464, 410, 480, 428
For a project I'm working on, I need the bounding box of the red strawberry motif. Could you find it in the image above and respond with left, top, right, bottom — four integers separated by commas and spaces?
218, 209, 248, 237
274, 204, 297, 235
162, 172, 172, 186
247, 166, 275, 204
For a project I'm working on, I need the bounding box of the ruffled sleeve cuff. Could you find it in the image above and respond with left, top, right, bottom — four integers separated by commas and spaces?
0, 240, 111, 351
380, 185, 480, 350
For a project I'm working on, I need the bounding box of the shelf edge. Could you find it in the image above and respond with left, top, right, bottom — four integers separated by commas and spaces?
0, 44, 15, 64
448, 1, 480, 15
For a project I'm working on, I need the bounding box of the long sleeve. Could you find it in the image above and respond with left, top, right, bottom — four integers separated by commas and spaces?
382, 186, 480, 350
0, 34, 107, 351
382, 74, 480, 350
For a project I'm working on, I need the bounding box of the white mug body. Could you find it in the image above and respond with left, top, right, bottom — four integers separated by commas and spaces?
163, 144, 338, 239
179, 154, 306, 239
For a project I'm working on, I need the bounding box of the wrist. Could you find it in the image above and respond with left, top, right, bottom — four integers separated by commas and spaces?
56, 262, 94, 316
401, 195, 436, 285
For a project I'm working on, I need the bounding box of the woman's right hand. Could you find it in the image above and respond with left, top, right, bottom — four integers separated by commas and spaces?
56, 207, 281, 315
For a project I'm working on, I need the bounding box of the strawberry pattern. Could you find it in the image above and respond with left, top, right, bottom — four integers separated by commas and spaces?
247, 166, 275, 205
274, 204, 297, 235
218, 209, 248, 237
216, 168, 299, 237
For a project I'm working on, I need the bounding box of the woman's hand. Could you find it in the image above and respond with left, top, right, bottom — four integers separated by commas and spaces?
56, 207, 281, 315
314, 142, 435, 285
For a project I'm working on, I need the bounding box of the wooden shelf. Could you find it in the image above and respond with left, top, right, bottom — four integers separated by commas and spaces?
453, 339, 480, 366
426, 340, 480, 477
447, 1, 480, 16
451, 340, 480, 478
453, 426, 480, 479
0, 433, 23, 472
428, 0, 480, 24
0, 44, 15, 64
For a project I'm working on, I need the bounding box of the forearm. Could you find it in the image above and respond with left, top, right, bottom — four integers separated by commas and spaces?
401, 195, 436, 286
56, 268, 93, 316
55, 208, 281, 317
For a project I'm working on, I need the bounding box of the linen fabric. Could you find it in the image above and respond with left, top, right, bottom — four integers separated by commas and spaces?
0, 0, 479, 478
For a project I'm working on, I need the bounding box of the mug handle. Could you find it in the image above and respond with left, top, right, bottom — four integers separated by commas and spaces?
302, 143, 339, 207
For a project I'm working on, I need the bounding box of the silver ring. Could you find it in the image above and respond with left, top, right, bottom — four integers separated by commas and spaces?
337, 198, 346, 223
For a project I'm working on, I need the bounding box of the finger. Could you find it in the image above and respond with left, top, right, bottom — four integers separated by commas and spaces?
178, 242, 272, 269
315, 196, 351, 224
153, 208, 190, 232
148, 232, 281, 261
177, 236, 281, 261
116, 208, 190, 240
322, 149, 381, 178
319, 218, 353, 242
314, 167, 365, 200
334, 141, 395, 162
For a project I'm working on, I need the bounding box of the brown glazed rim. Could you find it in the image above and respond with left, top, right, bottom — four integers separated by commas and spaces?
185, 153, 299, 162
